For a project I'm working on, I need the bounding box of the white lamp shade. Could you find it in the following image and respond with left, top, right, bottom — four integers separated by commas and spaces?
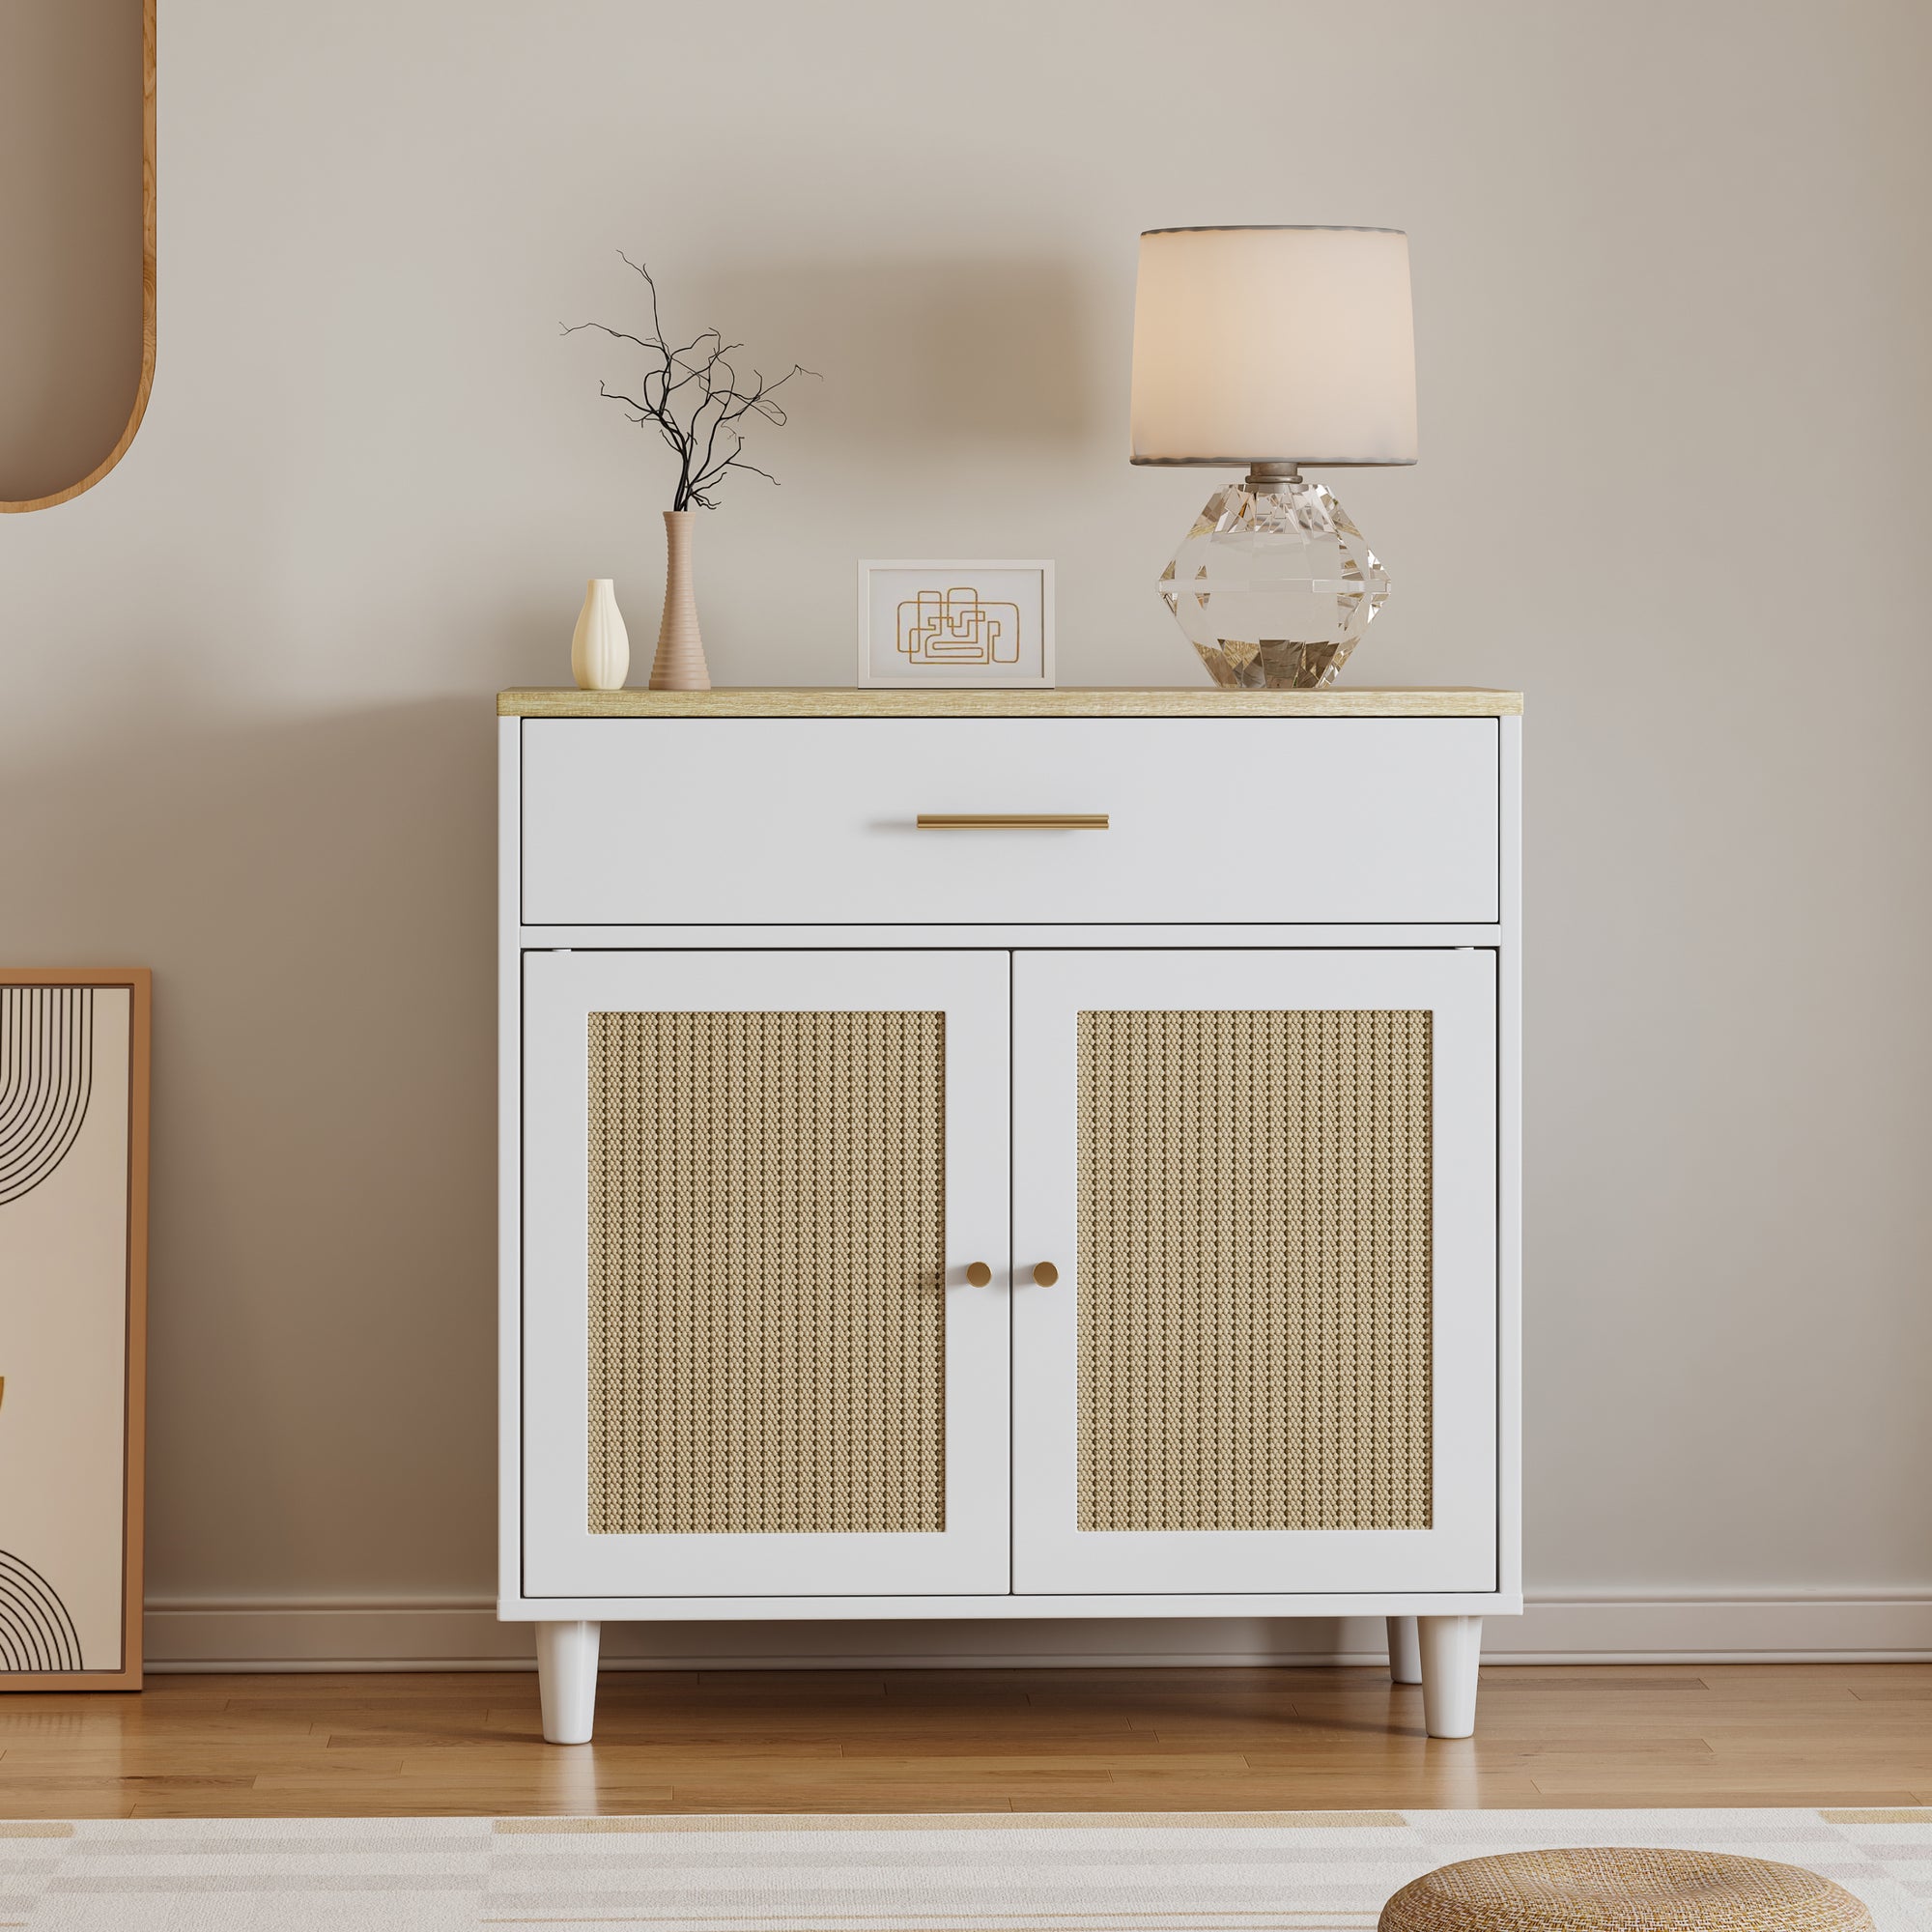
1130, 226, 1417, 467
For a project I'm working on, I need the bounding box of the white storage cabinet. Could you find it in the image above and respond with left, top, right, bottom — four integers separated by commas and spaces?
499, 688, 1522, 1745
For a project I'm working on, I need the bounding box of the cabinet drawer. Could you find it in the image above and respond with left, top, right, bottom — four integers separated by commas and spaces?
519, 717, 1499, 926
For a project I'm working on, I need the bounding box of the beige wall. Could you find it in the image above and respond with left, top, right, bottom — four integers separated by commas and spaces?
3, 0, 1929, 1667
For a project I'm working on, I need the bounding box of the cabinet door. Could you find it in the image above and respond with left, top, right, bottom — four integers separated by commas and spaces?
1011, 950, 1496, 1596
523, 950, 1009, 1599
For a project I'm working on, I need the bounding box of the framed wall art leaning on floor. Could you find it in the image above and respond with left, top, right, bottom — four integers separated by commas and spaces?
0, 969, 150, 1690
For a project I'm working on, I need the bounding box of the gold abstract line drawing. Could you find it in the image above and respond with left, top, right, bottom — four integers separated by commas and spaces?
896, 587, 1022, 667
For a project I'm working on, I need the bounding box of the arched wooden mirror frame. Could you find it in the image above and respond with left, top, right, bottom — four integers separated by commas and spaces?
0, 0, 156, 516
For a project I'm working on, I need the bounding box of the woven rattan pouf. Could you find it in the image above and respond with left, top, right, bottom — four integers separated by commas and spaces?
1380, 1849, 1875, 1932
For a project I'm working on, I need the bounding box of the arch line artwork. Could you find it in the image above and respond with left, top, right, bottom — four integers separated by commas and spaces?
0, 986, 96, 1208
0, 1550, 85, 1673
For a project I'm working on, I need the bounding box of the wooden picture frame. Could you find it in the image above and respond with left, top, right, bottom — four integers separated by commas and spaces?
0, 969, 150, 1690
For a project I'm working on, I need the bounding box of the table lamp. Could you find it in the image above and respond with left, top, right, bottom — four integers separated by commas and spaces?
1130, 225, 1417, 689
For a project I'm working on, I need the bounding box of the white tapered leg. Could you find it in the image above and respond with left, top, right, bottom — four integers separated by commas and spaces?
1418, 1614, 1483, 1738
537, 1620, 601, 1745
1387, 1615, 1422, 1685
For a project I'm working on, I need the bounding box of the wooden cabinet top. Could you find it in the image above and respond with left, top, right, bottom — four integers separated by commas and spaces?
498, 687, 1523, 719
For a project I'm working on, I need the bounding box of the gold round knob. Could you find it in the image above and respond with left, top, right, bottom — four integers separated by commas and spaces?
965, 1262, 992, 1287
1032, 1262, 1060, 1287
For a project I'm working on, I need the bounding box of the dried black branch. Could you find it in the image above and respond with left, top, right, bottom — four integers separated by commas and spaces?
564, 255, 818, 510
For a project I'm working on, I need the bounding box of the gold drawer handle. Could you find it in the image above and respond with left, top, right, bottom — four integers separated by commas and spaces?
916, 813, 1109, 831
1032, 1262, 1060, 1288
964, 1262, 993, 1288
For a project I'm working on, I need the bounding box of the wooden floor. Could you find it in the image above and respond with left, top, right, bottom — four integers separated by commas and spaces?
2, 1663, 1929, 1820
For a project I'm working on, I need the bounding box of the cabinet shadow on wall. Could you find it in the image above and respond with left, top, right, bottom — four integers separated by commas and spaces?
0, 693, 500, 1593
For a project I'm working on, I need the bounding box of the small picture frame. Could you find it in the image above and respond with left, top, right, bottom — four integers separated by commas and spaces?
858, 559, 1055, 689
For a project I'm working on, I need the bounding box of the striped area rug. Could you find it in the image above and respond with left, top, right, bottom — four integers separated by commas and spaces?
0, 1807, 1927, 1931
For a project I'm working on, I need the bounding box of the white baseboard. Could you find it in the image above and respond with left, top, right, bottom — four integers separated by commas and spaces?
141, 1590, 1932, 1672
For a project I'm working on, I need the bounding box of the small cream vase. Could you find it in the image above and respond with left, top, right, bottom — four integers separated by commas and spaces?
648, 509, 711, 691
570, 579, 630, 692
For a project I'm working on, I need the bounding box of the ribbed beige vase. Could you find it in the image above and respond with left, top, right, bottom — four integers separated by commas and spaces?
648, 509, 711, 691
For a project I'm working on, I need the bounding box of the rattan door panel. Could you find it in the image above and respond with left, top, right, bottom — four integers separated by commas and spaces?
522, 950, 1010, 1599
1010, 949, 1497, 1595
585, 1009, 946, 1539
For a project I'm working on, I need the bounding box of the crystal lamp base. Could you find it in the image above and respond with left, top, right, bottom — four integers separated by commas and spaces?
1159, 467, 1390, 690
